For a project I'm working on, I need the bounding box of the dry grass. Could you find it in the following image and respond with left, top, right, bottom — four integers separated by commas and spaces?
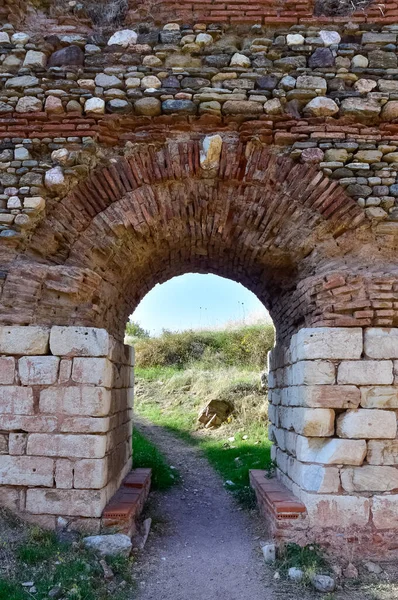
314, 0, 373, 15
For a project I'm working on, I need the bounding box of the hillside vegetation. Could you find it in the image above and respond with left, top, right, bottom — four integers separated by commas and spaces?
130, 323, 275, 369
130, 323, 275, 505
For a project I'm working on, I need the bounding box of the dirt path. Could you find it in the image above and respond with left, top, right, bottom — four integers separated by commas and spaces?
134, 417, 311, 600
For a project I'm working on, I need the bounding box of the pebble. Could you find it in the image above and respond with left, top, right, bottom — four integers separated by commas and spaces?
288, 567, 304, 582
364, 561, 383, 574
311, 574, 336, 592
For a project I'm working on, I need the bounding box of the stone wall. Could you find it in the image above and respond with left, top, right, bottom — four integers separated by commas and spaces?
0, 325, 133, 532
3, 21, 398, 240
1, 0, 398, 556
268, 327, 398, 556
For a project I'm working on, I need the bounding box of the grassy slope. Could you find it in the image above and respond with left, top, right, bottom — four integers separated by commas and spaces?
135, 365, 272, 507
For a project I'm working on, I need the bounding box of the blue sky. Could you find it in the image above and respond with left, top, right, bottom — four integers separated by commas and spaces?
131, 273, 269, 336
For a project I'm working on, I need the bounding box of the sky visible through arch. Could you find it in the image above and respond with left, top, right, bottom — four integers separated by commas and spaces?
130, 273, 271, 336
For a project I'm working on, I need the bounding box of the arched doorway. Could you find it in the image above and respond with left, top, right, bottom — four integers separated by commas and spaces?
0, 137, 397, 555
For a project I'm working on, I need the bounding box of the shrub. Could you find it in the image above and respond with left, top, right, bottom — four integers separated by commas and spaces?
134, 324, 275, 369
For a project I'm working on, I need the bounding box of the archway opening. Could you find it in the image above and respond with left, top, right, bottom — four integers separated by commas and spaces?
126, 273, 275, 503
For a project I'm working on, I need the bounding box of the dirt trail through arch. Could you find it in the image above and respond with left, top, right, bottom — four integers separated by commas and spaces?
134, 417, 310, 600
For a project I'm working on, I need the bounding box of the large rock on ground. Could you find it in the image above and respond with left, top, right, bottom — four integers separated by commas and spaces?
83, 534, 132, 557
198, 399, 234, 427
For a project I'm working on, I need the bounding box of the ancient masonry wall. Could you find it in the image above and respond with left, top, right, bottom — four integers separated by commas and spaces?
4, 22, 398, 239
0, 325, 134, 532
268, 327, 398, 556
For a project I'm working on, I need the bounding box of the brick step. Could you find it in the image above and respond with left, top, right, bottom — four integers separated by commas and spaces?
101, 468, 151, 536
250, 470, 306, 520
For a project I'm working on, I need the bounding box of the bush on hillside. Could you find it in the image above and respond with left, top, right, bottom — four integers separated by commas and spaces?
134, 324, 275, 369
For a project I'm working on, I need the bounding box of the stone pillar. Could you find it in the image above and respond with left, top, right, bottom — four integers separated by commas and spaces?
0, 326, 133, 532
268, 327, 398, 557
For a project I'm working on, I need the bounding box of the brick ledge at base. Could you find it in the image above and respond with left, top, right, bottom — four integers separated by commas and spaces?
101, 468, 151, 538
250, 469, 306, 522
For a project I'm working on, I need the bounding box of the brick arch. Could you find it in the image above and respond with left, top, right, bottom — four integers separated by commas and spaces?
5, 138, 377, 341
27, 141, 365, 265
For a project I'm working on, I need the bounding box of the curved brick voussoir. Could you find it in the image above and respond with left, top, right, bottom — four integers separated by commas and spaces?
0, 138, 390, 342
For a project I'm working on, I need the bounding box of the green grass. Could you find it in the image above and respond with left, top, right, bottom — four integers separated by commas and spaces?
133, 429, 181, 490
135, 365, 181, 381
276, 543, 330, 583
0, 579, 25, 600
0, 526, 133, 600
201, 429, 272, 507
135, 366, 271, 507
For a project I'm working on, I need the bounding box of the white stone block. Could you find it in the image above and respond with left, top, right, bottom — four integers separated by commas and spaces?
27, 433, 107, 459
0, 415, 57, 432
300, 491, 370, 528
287, 360, 335, 385
0, 357, 15, 384
9, 433, 28, 455
280, 407, 335, 437
0, 386, 34, 414
296, 436, 366, 465
288, 457, 340, 493
59, 416, 111, 434
282, 385, 360, 408
268, 404, 279, 426
55, 459, 74, 489
290, 327, 362, 362
336, 409, 397, 439
337, 360, 393, 385
364, 328, 398, 359
72, 357, 113, 387
0, 455, 53, 486
276, 448, 289, 474
26, 488, 107, 517
367, 440, 398, 465
74, 458, 109, 489
285, 431, 298, 456
19, 356, 59, 385
269, 389, 281, 405
0, 326, 49, 355
40, 386, 111, 416
360, 386, 398, 408
128, 345, 135, 366
50, 327, 110, 357
272, 426, 286, 451
341, 465, 398, 492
